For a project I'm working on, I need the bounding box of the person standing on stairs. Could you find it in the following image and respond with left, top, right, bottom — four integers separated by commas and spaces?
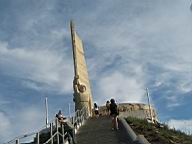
106, 100, 110, 115
94, 103, 99, 118
110, 98, 119, 130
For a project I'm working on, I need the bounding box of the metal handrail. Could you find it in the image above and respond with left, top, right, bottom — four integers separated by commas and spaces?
43, 106, 89, 144
43, 132, 58, 144
4, 106, 89, 144
4, 121, 54, 144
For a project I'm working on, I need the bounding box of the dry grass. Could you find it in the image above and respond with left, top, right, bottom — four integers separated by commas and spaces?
126, 117, 192, 144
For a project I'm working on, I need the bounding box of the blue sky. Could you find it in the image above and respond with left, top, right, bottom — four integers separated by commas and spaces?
0, 0, 192, 142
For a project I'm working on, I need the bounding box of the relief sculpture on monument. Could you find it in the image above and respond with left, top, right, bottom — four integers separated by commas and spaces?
70, 21, 93, 115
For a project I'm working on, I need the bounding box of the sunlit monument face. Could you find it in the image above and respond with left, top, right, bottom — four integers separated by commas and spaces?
70, 21, 93, 115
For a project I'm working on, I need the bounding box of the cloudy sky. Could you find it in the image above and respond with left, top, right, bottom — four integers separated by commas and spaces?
0, 0, 192, 142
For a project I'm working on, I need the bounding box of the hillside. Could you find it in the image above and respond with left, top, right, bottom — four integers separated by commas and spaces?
126, 117, 192, 144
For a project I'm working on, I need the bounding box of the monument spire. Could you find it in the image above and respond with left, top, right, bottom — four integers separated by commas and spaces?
70, 21, 93, 116
70, 20, 78, 77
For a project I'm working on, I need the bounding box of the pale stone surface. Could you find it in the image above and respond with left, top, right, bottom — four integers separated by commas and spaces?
71, 23, 93, 115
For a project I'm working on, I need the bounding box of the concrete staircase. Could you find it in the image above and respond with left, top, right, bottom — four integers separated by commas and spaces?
5, 110, 150, 144
76, 116, 135, 144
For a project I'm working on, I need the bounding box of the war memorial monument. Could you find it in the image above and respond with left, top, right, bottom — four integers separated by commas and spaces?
70, 21, 158, 122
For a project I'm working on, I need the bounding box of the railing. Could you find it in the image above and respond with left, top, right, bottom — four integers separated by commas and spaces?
42, 119, 67, 144
4, 106, 89, 144
69, 106, 89, 134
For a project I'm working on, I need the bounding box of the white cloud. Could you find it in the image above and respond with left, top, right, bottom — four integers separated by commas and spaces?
15, 107, 44, 134
0, 41, 73, 94
0, 107, 45, 143
96, 71, 146, 105
76, 0, 192, 96
165, 95, 183, 108
178, 81, 192, 93
167, 119, 192, 135
0, 112, 11, 142
166, 102, 182, 109
0, 100, 10, 106
75, 0, 192, 110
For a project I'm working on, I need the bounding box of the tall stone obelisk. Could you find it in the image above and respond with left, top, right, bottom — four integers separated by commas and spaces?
70, 21, 93, 116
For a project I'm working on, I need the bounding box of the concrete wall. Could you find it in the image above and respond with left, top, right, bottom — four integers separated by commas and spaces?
98, 103, 158, 121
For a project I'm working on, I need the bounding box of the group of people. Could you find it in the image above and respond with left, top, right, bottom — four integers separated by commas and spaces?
55, 98, 118, 144
93, 98, 119, 130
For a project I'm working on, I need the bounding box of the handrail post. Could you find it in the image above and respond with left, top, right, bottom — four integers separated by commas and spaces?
36, 132, 40, 144
72, 116, 74, 125
79, 111, 81, 125
76, 112, 78, 126
81, 110, 83, 125
80, 113, 83, 124
56, 118, 59, 144
16, 139, 19, 144
78, 111, 80, 125
62, 124, 65, 144
50, 123, 53, 144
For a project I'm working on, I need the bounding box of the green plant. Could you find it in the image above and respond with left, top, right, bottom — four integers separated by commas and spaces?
125, 117, 192, 144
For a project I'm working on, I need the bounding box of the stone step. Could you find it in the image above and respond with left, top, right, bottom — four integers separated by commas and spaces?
76, 116, 134, 144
